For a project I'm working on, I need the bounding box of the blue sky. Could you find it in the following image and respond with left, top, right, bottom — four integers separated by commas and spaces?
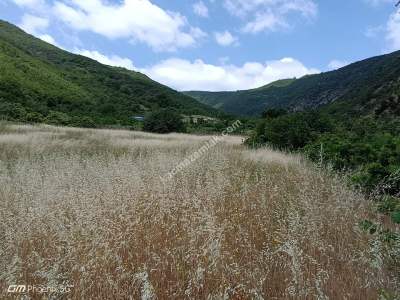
1, 0, 399, 91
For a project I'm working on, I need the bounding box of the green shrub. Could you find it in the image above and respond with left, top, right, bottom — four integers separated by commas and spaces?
376, 196, 400, 224
73, 116, 97, 128
391, 211, 400, 224
351, 163, 390, 192
143, 109, 186, 134
261, 108, 287, 119
0, 102, 27, 121
359, 220, 377, 234
246, 112, 333, 150
26, 112, 44, 123
377, 196, 400, 214
45, 111, 72, 126
249, 111, 400, 195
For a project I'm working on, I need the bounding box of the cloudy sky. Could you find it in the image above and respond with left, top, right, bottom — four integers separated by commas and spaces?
1, 0, 399, 91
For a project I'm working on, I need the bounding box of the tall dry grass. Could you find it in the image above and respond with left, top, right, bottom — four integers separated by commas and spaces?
0, 124, 398, 299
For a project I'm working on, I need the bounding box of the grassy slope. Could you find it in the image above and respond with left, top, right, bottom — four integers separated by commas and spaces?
0, 20, 219, 126
185, 51, 400, 117
0, 123, 398, 298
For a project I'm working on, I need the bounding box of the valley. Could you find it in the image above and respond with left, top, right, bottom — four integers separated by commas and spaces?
0, 11, 399, 299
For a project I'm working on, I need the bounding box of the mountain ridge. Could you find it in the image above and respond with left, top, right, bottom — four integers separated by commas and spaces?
185, 51, 400, 117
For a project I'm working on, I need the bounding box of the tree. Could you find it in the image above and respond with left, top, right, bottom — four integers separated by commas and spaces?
45, 111, 72, 126
262, 108, 287, 119
143, 109, 186, 134
0, 102, 27, 121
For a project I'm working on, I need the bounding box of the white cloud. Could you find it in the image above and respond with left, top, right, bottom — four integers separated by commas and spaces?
327, 60, 349, 70
18, 14, 58, 46
19, 13, 48, 34
242, 11, 287, 33
365, 25, 385, 38
385, 10, 400, 51
52, 0, 206, 52
141, 57, 319, 91
223, 0, 318, 33
38, 33, 56, 45
223, 0, 317, 17
74, 49, 135, 70
364, 2, 400, 53
193, 1, 209, 17
214, 31, 238, 46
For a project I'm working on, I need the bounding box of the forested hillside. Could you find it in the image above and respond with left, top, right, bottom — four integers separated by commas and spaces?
0, 20, 219, 127
186, 51, 400, 117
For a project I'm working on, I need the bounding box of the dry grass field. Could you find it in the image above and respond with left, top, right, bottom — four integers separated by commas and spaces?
0, 123, 398, 299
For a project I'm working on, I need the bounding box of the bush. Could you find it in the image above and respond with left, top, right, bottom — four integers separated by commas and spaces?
45, 111, 72, 126
391, 211, 400, 224
248, 111, 400, 195
0, 102, 27, 121
26, 112, 44, 123
73, 116, 97, 128
246, 112, 333, 150
376, 196, 400, 224
305, 131, 400, 194
143, 109, 186, 134
261, 108, 287, 119
377, 196, 400, 213
351, 163, 391, 193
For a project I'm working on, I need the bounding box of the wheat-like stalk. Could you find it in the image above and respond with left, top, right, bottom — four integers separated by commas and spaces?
0, 124, 397, 299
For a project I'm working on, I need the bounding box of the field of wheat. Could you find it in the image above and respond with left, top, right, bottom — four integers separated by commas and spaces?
0, 123, 398, 299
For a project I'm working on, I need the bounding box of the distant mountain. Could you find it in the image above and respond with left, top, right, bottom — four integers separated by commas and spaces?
0, 20, 219, 126
185, 52, 400, 117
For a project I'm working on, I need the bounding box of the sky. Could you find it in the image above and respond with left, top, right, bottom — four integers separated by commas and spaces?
0, 0, 399, 91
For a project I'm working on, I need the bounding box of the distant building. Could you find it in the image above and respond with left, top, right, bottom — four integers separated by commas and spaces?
182, 115, 218, 124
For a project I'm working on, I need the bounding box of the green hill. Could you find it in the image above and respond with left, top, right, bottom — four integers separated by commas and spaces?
184, 79, 296, 112
185, 51, 400, 117
0, 20, 219, 127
